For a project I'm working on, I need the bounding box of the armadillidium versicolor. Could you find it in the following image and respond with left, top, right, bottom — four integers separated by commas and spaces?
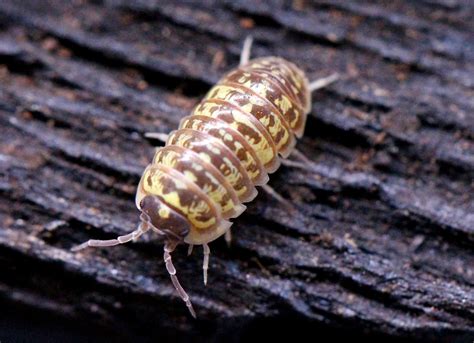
72, 38, 338, 317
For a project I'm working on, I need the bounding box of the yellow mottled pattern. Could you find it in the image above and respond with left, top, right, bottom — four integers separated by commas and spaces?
237, 73, 271, 98
204, 85, 291, 152
168, 130, 248, 199
245, 58, 309, 111
275, 95, 299, 127
142, 165, 217, 230
180, 116, 261, 181
222, 156, 242, 190
154, 148, 236, 217
194, 101, 276, 168
251, 58, 304, 90
233, 141, 259, 180
231, 71, 302, 129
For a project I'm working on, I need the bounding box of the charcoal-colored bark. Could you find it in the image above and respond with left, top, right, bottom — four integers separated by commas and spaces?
0, 1, 473, 342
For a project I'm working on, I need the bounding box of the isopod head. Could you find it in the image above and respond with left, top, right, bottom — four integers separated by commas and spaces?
140, 195, 191, 240
136, 165, 232, 245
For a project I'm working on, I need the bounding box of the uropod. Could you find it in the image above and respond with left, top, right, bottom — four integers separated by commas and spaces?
72, 37, 338, 317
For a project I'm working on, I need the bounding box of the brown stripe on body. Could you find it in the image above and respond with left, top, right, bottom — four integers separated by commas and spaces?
167, 128, 257, 202
179, 115, 268, 186
153, 145, 244, 219
193, 99, 280, 173
240, 66, 300, 110
221, 68, 305, 137
204, 83, 296, 158
137, 164, 223, 233
242, 57, 311, 114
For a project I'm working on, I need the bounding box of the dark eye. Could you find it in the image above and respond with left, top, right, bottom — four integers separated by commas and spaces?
140, 194, 158, 214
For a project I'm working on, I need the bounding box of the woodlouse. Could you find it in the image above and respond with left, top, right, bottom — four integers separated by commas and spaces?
72, 38, 338, 317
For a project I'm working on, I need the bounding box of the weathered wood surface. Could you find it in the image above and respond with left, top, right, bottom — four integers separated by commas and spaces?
0, 0, 473, 341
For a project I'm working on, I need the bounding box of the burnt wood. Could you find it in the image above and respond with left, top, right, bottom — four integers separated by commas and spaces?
0, 1, 473, 342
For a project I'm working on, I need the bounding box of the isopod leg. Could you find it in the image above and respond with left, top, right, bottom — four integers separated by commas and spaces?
71, 222, 149, 252
164, 241, 197, 318
187, 244, 194, 256
224, 229, 232, 247
261, 184, 296, 213
283, 149, 330, 176
202, 243, 210, 286
281, 158, 309, 171
261, 184, 285, 203
144, 132, 169, 143
308, 73, 339, 92
282, 149, 316, 173
240, 36, 253, 66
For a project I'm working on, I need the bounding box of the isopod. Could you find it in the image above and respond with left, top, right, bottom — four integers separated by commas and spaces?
72, 37, 338, 317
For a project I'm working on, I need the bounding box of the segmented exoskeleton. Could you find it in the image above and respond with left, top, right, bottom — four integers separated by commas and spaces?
72, 38, 338, 317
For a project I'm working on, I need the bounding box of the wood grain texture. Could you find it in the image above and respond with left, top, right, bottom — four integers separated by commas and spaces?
0, 1, 473, 342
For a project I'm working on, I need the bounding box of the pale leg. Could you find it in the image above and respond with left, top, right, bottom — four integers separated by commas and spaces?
240, 36, 253, 66
308, 73, 340, 92
283, 149, 313, 167
202, 243, 210, 286
261, 184, 288, 205
71, 222, 149, 252
164, 242, 196, 318
144, 132, 169, 143
281, 149, 317, 173
292, 149, 313, 164
281, 158, 308, 170
261, 184, 298, 214
187, 244, 194, 256
224, 229, 232, 247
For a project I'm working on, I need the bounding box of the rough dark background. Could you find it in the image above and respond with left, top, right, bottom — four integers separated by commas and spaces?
0, 1, 473, 342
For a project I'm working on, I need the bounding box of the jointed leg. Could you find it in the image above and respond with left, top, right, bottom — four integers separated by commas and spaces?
202, 243, 210, 286
261, 184, 287, 204
240, 36, 253, 66
71, 222, 149, 252
281, 158, 310, 172
164, 241, 196, 318
261, 184, 297, 213
144, 132, 169, 143
308, 73, 339, 92
281, 149, 320, 174
224, 229, 232, 246
281, 149, 314, 169
261, 184, 297, 212
291, 149, 313, 164
187, 244, 194, 256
